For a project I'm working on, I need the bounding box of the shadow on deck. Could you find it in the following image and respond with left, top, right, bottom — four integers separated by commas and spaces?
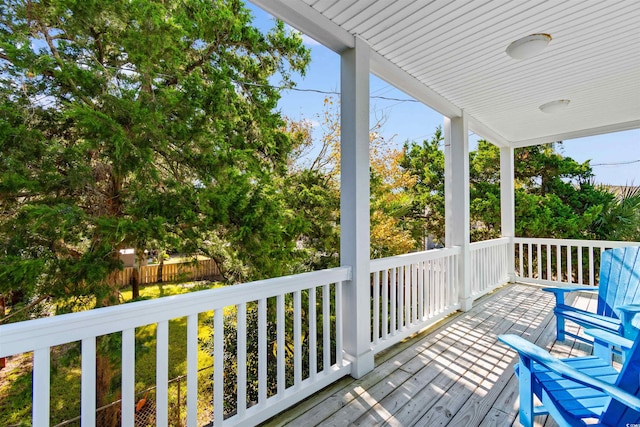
262, 283, 597, 427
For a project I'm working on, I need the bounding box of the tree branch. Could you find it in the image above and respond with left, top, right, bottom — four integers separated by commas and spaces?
163, 43, 219, 86
0, 294, 50, 324
37, 22, 94, 107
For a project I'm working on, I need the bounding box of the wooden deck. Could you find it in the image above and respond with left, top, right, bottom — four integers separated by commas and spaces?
262, 283, 599, 427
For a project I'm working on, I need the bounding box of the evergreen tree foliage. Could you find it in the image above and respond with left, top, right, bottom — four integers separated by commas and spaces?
399, 127, 446, 246
0, 0, 311, 310
400, 134, 637, 244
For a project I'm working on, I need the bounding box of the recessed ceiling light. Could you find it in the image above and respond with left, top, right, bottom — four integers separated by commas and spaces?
506, 34, 552, 60
539, 99, 570, 114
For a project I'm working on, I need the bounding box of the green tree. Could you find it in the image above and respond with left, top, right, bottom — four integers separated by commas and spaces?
284, 98, 418, 261
0, 0, 309, 416
281, 111, 341, 271
590, 184, 640, 241
400, 127, 446, 246
0, 0, 310, 304
471, 142, 603, 240
400, 133, 635, 244
283, 168, 340, 271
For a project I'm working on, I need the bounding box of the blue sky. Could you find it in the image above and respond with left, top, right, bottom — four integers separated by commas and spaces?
249, 2, 639, 186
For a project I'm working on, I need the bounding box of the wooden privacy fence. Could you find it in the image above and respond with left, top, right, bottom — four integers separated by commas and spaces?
110, 259, 220, 287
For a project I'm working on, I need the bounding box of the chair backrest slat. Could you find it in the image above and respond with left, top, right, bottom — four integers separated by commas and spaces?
598, 247, 640, 325
598, 246, 640, 425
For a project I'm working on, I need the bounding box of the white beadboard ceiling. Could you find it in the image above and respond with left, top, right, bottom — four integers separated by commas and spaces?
252, 0, 640, 147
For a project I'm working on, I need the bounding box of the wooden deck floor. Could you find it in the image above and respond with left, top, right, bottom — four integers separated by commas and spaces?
262, 283, 599, 427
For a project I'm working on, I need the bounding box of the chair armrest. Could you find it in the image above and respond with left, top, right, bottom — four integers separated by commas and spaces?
584, 328, 634, 350
541, 286, 598, 294
541, 286, 598, 305
618, 305, 640, 339
498, 334, 640, 411
618, 304, 640, 314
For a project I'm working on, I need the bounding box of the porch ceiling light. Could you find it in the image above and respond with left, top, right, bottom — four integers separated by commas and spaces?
539, 99, 570, 114
506, 34, 552, 60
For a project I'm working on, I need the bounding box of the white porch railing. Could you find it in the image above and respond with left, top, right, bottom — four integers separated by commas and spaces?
0, 267, 351, 427
514, 238, 640, 286
369, 247, 461, 353
7, 237, 637, 426
470, 237, 511, 299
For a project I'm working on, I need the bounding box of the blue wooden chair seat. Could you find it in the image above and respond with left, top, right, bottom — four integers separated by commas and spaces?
500, 331, 640, 426
543, 246, 640, 344
527, 356, 618, 419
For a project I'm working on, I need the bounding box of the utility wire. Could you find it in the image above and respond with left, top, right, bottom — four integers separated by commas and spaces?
591, 159, 640, 166
272, 84, 421, 103
240, 80, 419, 102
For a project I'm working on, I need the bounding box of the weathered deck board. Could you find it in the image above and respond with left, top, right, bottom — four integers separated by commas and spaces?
261, 283, 600, 427
406, 285, 558, 427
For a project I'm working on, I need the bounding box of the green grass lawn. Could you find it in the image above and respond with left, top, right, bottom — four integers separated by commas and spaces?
0, 280, 225, 426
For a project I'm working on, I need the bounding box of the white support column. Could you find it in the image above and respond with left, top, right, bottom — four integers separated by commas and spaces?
340, 36, 374, 379
444, 113, 472, 311
500, 146, 516, 282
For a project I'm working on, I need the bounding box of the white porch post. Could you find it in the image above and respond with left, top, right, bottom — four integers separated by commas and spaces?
500, 146, 516, 282
444, 113, 472, 311
340, 36, 374, 378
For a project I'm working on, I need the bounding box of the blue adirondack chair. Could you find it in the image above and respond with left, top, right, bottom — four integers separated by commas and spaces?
542, 246, 640, 343
499, 331, 640, 426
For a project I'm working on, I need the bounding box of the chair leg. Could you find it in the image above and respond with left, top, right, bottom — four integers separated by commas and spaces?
517, 358, 535, 427
556, 315, 566, 341
593, 336, 613, 363
552, 293, 566, 342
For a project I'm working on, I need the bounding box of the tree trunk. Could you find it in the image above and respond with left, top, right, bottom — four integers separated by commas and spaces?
157, 251, 165, 283
132, 250, 146, 299
131, 270, 140, 299
95, 277, 124, 427
96, 347, 119, 427
0, 296, 5, 369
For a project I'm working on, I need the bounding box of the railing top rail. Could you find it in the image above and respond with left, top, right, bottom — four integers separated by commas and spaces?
469, 237, 510, 250
370, 246, 461, 271
0, 266, 351, 357
513, 237, 640, 248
